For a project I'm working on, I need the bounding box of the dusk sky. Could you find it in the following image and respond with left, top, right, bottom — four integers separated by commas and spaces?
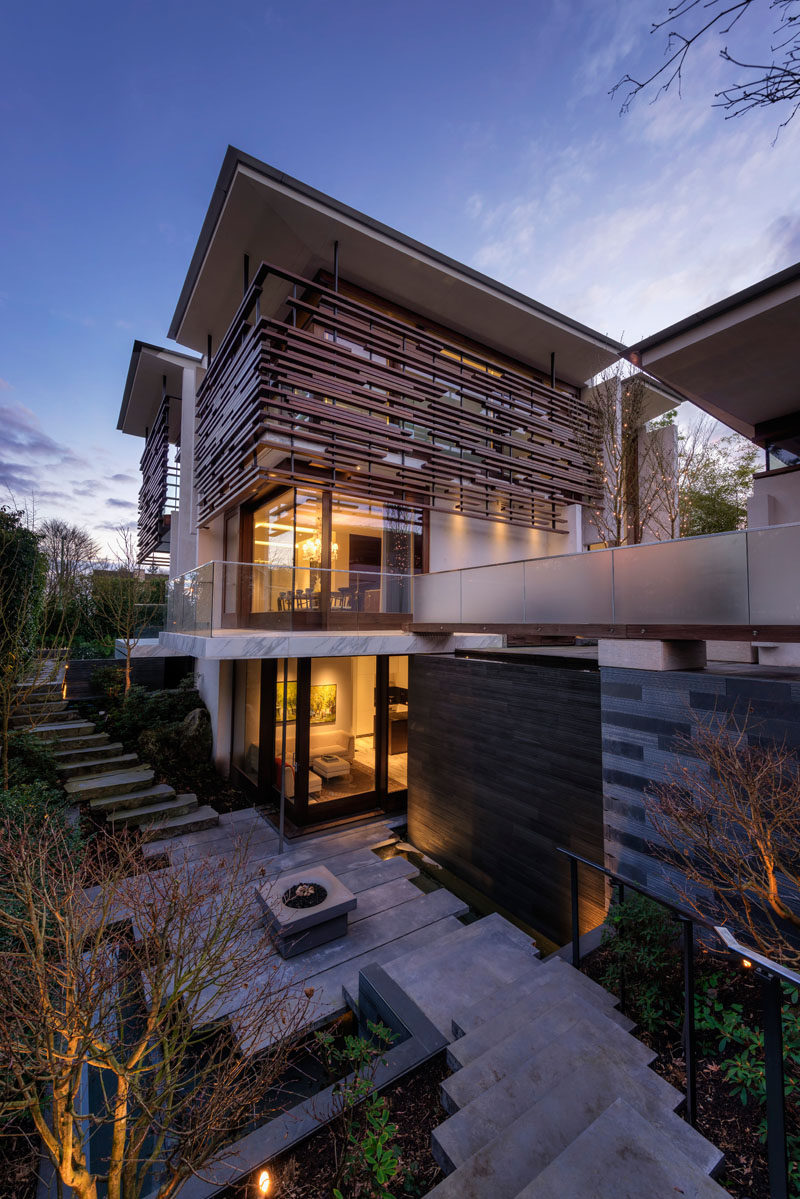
1, 0, 798, 550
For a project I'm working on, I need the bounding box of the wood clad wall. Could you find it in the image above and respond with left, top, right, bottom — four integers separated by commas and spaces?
138, 397, 171, 564
408, 654, 606, 947
194, 262, 600, 530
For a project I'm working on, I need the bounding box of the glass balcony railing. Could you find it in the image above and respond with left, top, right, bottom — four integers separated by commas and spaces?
165, 562, 414, 636
413, 522, 800, 630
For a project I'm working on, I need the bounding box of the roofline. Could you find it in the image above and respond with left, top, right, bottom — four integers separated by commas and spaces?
117, 340, 202, 433
629, 258, 800, 355
167, 145, 624, 356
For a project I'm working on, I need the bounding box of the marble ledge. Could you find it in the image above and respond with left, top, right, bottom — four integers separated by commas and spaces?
157, 630, 505, 660
115, 638, 184, 659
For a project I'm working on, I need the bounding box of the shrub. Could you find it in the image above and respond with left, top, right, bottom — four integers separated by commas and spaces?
598, 889, 682, 1033
101, 677, 204, 749
0, 780, 66, 828
6, 732, 60, 789
138, 707, 213, 793
70, 637, 115, 660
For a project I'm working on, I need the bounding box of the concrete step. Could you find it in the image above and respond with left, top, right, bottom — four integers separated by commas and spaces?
12, 699, 68, 716
64, 767, 155, 802
10, 709, 82, 729
382, 914, 542, 1038
15, 681, 63, 697
30, 721, 95, 742
142, 803, 219, 839
451, 958, 626, 1040
434, 1028, 719, 1177
108, 794, 200, 829
58, 753, 140, 780
51, 734, 114, 758
515, 1097, 727, 1198
89, 783, 176, 816
443, 1010, 656, 1116
447, 977, 637, 1075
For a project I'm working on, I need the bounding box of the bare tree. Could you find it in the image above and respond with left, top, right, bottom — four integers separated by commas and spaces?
646, 709, 800, 968
613, 0, 800, 130
648, 411, 718, 539
0, 821, 312, 1199
39, 518, 98, 625
93, 528, 163, 694
584, 370, 666, 546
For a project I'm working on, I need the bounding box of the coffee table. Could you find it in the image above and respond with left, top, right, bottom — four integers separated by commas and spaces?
311, 754, 351, 780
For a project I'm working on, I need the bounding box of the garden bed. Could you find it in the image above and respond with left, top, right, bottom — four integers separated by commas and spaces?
580, 897, 799, 1199
225, 1052, 449, 1198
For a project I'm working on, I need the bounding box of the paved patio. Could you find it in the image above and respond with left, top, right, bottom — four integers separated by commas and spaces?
143, 809, 469, 1052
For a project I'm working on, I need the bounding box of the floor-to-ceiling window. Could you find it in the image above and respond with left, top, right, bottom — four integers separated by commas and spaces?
387, 655, 408, 795
231, 660, 261, 785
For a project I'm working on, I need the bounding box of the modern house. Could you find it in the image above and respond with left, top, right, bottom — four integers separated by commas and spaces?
118, 147, 800, 948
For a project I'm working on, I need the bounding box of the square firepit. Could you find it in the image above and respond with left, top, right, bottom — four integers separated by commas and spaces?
255, 864, 357, 959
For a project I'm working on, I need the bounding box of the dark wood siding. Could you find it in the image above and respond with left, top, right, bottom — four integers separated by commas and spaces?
408, 654, 605, 947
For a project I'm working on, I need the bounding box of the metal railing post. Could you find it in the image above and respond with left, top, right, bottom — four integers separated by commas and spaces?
682, 919, 697, 1127
570, 857, 580, 966
762, 971, 788, 1199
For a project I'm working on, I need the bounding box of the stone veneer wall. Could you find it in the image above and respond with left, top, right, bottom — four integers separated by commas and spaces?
601, 665, 800, 905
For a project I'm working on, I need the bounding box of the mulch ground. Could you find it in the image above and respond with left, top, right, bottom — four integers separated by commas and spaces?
582, 941, 793, 1199
227, 1053, 449, 1198
0, 1122, 41, 1199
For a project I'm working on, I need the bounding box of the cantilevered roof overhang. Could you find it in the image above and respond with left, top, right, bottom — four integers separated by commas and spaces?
118, 341, 203, 440
628, 261, 800, 453
168, 146, 623, 387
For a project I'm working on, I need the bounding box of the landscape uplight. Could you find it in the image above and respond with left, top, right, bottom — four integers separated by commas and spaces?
257, 1168, 271, 1194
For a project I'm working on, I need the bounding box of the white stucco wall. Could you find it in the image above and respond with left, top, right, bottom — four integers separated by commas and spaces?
748, 469, 800, 528
170, 365, 199, 579
195, 657, 233, 775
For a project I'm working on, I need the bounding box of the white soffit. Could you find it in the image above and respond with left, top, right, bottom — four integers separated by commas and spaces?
171, 153, 622, 387
118, 342, 203, 439
632, 269, 800, 438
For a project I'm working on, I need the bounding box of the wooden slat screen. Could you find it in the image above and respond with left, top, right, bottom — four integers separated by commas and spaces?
137, 397, 171, 564
194, 263, 601, 531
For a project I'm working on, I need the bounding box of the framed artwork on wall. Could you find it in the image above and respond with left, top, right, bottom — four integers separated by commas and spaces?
275, 682, 337, 725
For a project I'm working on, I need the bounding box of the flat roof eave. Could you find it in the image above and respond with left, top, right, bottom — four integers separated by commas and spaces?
167, 146, 623, 386
117, 340, 203, 439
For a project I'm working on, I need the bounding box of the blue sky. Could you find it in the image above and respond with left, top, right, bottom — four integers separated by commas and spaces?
1, 0, 798, 548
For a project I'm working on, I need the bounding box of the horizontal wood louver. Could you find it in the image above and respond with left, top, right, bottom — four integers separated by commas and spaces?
137, 397, 172, 564
194, 263, 601, 530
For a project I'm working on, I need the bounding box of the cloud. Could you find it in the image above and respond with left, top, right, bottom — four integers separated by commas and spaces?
0, 378, 10, 391
109, 472, 137, 483
106, 498, 137, 509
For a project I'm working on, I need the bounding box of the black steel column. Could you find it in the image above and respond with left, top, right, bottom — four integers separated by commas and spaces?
570, 857, 580, 966
682, 919, 697, 1127
763, 972, 788, 1199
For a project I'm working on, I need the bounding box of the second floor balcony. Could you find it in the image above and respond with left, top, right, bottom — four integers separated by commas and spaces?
166, 562, 414, 636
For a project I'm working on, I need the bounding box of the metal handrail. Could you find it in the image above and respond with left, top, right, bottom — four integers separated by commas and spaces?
558, 847, 793, 1198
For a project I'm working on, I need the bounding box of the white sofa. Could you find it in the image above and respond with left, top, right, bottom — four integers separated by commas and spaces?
280, 728, 355, 762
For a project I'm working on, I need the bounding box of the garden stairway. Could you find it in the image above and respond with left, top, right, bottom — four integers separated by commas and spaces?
18, 684, 219, 841
378, 914, 727, 1199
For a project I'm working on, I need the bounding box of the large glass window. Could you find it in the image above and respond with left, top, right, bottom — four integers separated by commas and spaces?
232, 660, 261, 784
251, 489, 321, 613
387, 656, 408, 794
331, 497, 420, 612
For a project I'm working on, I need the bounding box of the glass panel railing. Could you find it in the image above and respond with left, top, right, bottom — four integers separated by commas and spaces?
524, 551, 614, 624
747, 524, 800, 626
412, 523, 800, 632
166, 563, 215, 635
612, 531, 749, 626
165, 562, 413, 635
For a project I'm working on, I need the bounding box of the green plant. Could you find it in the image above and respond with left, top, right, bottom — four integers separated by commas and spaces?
696, 972, 800, 1189
5, 731, 60, 788
598, 889, 682, 1034
317, 1020, 402, 1197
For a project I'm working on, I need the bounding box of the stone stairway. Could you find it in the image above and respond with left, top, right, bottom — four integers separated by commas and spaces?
18, 682, 219, 840
378, 914, 727, 1199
